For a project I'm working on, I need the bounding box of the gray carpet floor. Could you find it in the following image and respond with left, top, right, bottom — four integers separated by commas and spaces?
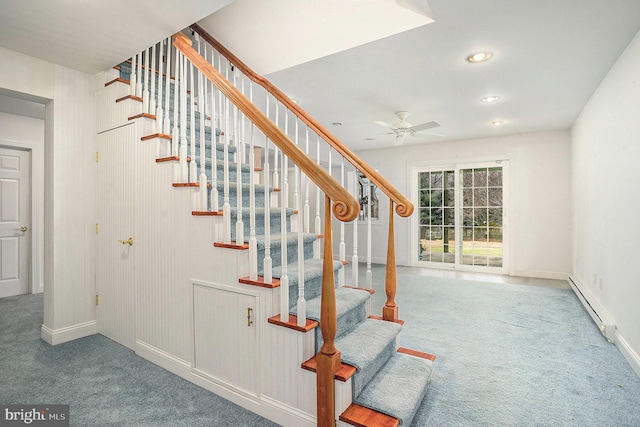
0, 293, 278, 427
3, 265, 640, 426
352, 264, 640, 426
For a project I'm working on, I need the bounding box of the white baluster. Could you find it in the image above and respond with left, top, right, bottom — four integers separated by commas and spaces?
304, 128, 310, 233
163, 38, 172, 138
366, 178, 373, 291
339, 157, 346, 287
150, 42, 157, 122
352, 171, 359, 287
189, 61, 196, 184
272, 104, 279, 207
198, 66, 207, 211
280, 148, 289, 323
222, 96, 231, 244
313, 136, 321, 259
179, 54, 188, 183
293, 121, 300, 224
234, 94, 244, 245
135, 52, 143, 98
129, 54, 137, 96
263, 98, 272, 284
210, 48, 219, 212
142, 46, 150, 114
296, 124, 306, 327
171, 50, 179, 157
248, 85, 258, 280
155, 41, 164, 134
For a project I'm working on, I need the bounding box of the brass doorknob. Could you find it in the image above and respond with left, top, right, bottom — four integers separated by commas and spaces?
117, 237, 134, 246
20, 226, 28, 232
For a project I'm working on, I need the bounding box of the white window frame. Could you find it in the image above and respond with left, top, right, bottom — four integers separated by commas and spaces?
410, 160, 510, 274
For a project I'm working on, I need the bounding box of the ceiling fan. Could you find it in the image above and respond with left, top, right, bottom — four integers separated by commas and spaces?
374, 111, 441, 146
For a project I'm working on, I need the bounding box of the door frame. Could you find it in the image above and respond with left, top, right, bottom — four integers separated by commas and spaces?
409, 157, 511, 275
0, 140, 44, 294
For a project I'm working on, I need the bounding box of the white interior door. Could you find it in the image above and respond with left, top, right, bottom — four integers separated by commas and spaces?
0, 147, 31, 298
96, 125, 137, 349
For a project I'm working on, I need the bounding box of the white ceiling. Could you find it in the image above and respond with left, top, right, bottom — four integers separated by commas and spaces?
255, 0, 640, 150
0, 0, 233, 75
2, 0, 640, 152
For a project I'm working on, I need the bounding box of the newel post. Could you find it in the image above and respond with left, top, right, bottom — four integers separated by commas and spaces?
316, 195, 340, 427
383, 201, 399, 322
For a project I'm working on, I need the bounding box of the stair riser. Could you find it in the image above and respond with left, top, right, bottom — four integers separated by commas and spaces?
213, 185, 268, 210
257, 239, 314, 270
315, 302, 367, 353
288, 267, 340, 310
230, 210, 292, 242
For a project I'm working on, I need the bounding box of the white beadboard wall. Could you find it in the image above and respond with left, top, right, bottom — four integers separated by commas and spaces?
93, 80, 348, 426
42, 64, 97, 343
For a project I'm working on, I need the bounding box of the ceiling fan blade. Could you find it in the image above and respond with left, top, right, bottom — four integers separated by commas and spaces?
410, 121, 440, 132
374, 120, 396, 129
411, 131, 444, 138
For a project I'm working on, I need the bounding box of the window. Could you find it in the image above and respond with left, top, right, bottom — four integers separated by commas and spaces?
413, 161, 508, 272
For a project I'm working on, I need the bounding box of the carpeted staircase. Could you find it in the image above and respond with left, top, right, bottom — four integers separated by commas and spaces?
115, 49, 433, 426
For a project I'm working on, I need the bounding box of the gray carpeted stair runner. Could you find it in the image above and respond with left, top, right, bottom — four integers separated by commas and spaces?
117, 57, 433, 426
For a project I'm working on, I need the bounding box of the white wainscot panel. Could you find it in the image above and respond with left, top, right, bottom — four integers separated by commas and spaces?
192, 281, 260, 399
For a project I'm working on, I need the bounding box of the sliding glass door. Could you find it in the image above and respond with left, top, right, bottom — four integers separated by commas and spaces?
413, 161, 508, 272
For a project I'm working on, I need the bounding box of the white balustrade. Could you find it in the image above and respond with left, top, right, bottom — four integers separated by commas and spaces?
314, 136, 321, 259
280, 147, 289, 323
150, 42, 157, 121
339, 157, 346, 286
129, 53, 137, 96
188, 61, 196, 184
263, 98, 272, 284
179, 54, 188, 183
163, 38, 172, 138
248, 85, 258, 280
142, 47, 150, 114
222, 96, 231, 243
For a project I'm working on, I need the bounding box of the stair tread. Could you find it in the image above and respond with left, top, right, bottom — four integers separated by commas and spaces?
255, 231, 316, 247
300, 287, 370, 323
336, 318, 402, 372
339, 403, 400, 427
268, 258, 340, 282
354, 352, 433, 426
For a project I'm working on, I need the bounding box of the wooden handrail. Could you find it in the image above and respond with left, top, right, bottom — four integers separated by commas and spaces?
173, 32, 359, 223
191, 23, 414, 218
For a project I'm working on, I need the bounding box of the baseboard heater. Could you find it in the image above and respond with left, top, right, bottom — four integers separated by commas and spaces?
568, 275, 616, 343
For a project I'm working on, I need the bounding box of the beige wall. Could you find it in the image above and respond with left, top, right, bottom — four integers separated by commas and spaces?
343, 129, 572, 279
572, 28, 640, 372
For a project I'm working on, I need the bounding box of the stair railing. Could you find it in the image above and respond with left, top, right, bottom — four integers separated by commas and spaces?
188, 24, 412, 325
173, 31, 359, 427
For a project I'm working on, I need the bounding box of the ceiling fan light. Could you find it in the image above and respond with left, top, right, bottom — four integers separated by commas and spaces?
467, 51, 493, 63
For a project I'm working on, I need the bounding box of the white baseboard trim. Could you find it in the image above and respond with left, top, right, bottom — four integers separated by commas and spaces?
513, 269, 568, 281
40, 320, 96, 345
615, 331, 640, 378
135, 340, 192, 378
135, 340, 316, 427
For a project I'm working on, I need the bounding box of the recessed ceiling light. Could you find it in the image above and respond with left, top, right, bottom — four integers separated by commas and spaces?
491, 120, 504, 126
332, 122, 342, 126
467, 52, 493, 63
481, 96, 501, 103
364, 138, 374, 141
